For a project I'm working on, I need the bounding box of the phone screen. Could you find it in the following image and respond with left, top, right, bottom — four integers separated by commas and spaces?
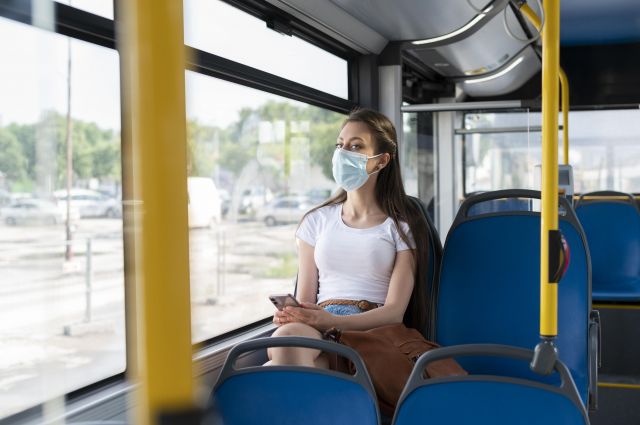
269, 294, 300, 311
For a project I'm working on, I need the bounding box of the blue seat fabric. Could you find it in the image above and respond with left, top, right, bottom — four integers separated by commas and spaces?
436, 215, 590, 403
393, 380, 586, 425
214, 370, 378, 425
576, 202, 640, 301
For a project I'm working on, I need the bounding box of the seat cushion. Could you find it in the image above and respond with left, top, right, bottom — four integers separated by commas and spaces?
394, 380, 587, 425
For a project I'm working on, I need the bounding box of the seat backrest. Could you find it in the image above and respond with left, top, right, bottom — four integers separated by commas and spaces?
575, 191, 640, 301
211, 337, 379, 425
408, 196, 443, 340
434, 190, 591, 404
393, 345, 589, 425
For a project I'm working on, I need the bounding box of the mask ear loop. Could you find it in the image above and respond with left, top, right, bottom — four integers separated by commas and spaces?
367, 152, 387, 175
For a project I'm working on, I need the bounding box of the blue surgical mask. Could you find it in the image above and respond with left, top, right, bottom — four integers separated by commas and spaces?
332, 148, 383, 192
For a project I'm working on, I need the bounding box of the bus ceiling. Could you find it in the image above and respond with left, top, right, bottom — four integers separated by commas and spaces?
270, 0, 640, 105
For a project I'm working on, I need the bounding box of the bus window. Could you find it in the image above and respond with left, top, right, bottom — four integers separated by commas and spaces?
0, 17, 125, 417
463, 110, 640, 194
184, 0, 348, 98
186, 71, 344, 343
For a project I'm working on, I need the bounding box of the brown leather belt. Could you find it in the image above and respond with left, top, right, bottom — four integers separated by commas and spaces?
318, 299, 382, 312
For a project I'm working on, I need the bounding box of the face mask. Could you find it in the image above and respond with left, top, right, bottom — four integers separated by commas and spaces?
332, 148, 383, 192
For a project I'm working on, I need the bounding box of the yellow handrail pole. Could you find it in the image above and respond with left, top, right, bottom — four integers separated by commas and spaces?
121, 1, 195, 424
520, 3, 570, 165
540, 0, 560, 338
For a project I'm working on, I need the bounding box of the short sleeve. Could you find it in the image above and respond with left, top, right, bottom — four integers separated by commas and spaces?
296, 211, 319, 247
395, 221, 416, 252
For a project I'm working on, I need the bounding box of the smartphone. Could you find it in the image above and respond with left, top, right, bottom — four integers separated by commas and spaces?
269, 294, 301, 311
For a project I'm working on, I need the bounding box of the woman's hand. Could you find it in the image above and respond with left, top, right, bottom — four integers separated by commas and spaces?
283, 302, 335, 331
272, 309, 290, 327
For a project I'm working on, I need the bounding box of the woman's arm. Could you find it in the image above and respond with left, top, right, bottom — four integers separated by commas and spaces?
273, 239, 318, 326
284, 249, 416, 331
295, 239, 319, 303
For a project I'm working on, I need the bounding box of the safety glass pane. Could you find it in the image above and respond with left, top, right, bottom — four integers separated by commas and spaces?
464, 110, 640, 194
186, 70, 345, 342
184, 0, 349, 99
0, 17, 124, 418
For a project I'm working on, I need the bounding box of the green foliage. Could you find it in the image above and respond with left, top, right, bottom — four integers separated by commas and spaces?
0, 128, 27, 183
309, 120, 342, 180
185, 100, 344, 183
0, 101, 344, 193
258, 252, 297, 278
1, 111, 120, 191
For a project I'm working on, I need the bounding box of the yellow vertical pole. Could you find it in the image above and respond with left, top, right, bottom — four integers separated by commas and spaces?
520, 3, 569, 165
540, 0, 560, 337
121, 1, 194, 424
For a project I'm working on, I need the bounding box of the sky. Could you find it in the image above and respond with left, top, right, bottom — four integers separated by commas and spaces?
0, 0, 348, 131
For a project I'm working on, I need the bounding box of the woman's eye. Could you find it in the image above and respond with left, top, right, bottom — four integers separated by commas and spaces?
350, 145, 360, 151
335, 143, 343, 149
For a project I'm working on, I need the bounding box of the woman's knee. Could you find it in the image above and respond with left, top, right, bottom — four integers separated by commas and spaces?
272, 322, 320, 338
268, 323, 322, 365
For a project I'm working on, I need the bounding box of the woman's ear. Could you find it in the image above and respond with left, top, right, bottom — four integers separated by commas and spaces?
377, 153, 392, 171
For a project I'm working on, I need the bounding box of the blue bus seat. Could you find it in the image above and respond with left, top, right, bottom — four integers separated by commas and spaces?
467, 197, 533, 215
408, 196, 443, 340
575, 191, 640, 302
434, 190, 595, 407
210, 337, 380, 425
393, 345, 589, 425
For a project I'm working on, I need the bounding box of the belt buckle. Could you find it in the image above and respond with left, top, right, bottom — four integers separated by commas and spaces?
356, 300, 370, 310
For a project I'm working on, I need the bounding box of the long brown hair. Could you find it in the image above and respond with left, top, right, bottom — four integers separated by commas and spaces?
302, 108, 430, 332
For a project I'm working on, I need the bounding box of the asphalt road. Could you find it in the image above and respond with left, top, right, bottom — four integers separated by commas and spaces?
0, 216, 298, 418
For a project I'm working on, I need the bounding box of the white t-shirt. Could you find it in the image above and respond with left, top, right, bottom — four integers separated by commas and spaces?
295, 203, 415, 304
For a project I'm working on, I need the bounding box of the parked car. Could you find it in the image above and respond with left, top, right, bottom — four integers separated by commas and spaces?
188, 177, 222, 228
257, 196, 312, 226
1, 199, 79, 226
238, 186, 273, 217
53, 188, 122, 218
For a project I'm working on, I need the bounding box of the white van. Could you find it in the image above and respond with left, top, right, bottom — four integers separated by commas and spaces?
188, 177, 222, 228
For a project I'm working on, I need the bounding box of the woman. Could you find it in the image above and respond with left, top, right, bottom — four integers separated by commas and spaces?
268, 108, 430, 368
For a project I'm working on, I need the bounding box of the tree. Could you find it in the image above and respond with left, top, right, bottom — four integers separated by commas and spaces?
2, 111, 122, 192
0, 128, 27, 186
6, 123, 36, 183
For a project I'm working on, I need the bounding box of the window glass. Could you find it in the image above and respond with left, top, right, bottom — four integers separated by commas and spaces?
463, 110, 640, 194
55, 0, 114, 20
186, 71, 344, 342
184, 0, 349, 99
401, 111, 419, 197
402, 111, 436, 221
0, 17, 124, 418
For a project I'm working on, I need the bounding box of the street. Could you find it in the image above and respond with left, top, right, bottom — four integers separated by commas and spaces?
0, 216, 298, 417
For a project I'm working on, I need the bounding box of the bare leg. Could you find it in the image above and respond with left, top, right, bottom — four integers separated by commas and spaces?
267, 323, 329, 368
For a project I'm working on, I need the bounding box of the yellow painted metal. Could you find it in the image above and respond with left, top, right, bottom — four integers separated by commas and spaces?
539, 0, 560, 336
576, 195, 639, 202
520, 3, 543, 32
593, 303, 640, 310
121, 1, 195, 424
520, 3, 569, 165
598, 382, 640, 390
